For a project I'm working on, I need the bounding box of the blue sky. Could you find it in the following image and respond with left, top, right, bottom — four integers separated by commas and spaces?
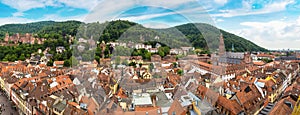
0, 0, 300, 50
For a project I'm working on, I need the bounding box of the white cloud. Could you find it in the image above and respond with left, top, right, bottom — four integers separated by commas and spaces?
0, 14, 86, 26
84, 0, 209, 22
83, 0, 136, 23
142, 22, 171, 29
232, 16, 300, 50
119, 6, 210, 22
213, 18, 224, 23
2, 0, 102, 11
84, 0, 219, 27
12, 12, 24, 17
41, 14, 86, 22
120, 12, 176, 22
139, 0, 197, 8
214, 0, 228, 5
1, 0, 197, 15
1, 0, 215, 24
1, 0, 102, 17
0, 17, 34, 26
213, 0, 294, 17
2, 0, 47, 11
58, 0, 102, 10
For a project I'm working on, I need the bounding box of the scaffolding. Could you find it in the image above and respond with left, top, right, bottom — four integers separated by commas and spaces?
292, 96, 300, 115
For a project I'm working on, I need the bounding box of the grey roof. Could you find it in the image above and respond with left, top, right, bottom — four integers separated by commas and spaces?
226, 52, 245, 59
53, 101, 67, 112
217, 52, 246, 64
151, 92, 172, 107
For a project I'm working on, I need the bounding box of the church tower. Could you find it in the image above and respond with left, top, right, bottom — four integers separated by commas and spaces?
243, 52, 252, 65
219, 33, 225, 56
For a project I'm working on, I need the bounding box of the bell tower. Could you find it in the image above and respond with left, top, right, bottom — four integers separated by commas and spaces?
219, 33, 225, 56
244, 52, 252, 64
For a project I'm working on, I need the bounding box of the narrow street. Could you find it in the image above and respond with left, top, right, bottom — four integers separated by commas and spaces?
0, 90, 18, 115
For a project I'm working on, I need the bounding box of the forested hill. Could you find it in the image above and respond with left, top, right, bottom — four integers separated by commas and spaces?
0, 21, 82, 38
0, 20, 267, 52
173, 23, 267, 51
0, 21, 57, 33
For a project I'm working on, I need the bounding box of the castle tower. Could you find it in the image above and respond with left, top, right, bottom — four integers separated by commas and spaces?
219, 33, 225, 56
16, 33, 20, 39
100, 41, 106, 58
4, 32, 9, 42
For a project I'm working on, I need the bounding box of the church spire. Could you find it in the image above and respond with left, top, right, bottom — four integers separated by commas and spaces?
219, 33, 225, 55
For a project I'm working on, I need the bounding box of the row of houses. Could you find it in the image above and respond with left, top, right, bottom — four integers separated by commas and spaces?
196, 61, 300, 115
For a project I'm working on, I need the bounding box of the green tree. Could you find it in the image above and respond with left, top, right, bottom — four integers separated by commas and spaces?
115, 56, 121, 65
94, 56, 100, 64
47, 59, 53, 66
158, 50, 165, 57
2, 54, 10, 61
129, 62, 137, 68
82, 53, 91, 61
262, 58, 273, 63
70, 56, 79, 66
158, 46, 170, 57
64, 59, 71, 67
122, 60, 129, 65
177, 69, 184, 76
194, 49, 202, 55
173, 62, 178, 68
149, 63, 154, 72
19, 54, 26, 61
144, 52, 152, 60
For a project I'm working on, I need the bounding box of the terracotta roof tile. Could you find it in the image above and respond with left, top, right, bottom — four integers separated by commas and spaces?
168, 99, 186, 115
54, 61, 64, 65
269, 96, 296, 115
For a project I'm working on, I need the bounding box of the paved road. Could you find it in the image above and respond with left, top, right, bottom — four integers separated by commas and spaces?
0, 90, 18, 115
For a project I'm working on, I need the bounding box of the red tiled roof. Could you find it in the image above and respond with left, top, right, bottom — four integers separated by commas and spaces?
236, 85, 260, 106
253, 61, 265, 66
257, 54, 275, 58
135, 106, 160, 111
168, 99, 186, 115
80, 96, 99, 115
269, 96, 296, 115
54, 61, 64, 65
198, 61, 212, 68
217, 96, 244, 115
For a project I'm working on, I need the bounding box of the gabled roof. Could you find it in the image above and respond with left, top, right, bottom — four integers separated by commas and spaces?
80, 96, 99, 115
54, 61, 64, 65
216, 96, 244, 115
168, 99, 186, 115
269, 96, 296, 115
235, 85, 261, 107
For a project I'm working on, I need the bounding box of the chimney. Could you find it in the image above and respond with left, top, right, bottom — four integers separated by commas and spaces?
152, 95, 157, 107
41, 83, 44, 92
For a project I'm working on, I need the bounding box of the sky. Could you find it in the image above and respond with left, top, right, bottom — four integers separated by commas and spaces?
0, 0, 300, 50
